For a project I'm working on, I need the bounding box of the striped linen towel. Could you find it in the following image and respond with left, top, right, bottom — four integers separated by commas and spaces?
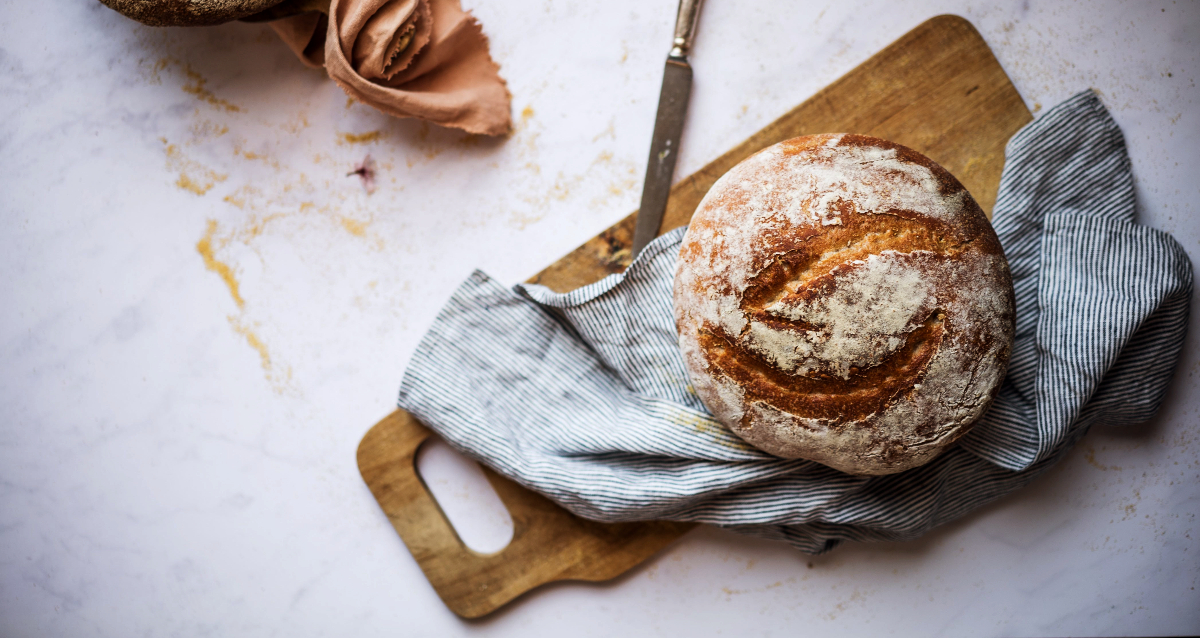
398, 90, 1193, 553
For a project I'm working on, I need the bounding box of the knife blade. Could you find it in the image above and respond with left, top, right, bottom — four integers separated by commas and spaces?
630, 0, 704, 257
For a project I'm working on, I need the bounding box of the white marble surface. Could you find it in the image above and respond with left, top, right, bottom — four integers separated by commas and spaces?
1, 0, 1198, 635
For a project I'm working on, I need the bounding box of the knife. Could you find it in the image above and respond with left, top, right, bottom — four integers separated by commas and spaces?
630, 0, 704, 257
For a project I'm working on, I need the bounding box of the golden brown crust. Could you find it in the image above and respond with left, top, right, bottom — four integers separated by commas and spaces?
673, 134, 1015, 475
99, 0, 284, 26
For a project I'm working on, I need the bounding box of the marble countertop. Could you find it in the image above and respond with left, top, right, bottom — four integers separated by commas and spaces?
2, 0, 1198, 635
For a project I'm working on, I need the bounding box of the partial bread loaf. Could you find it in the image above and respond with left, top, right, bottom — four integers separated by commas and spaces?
98, 0, 284, 26
673, 134, 1015, 475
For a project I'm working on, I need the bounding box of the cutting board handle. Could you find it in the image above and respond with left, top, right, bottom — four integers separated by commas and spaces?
356, 410, 691, 618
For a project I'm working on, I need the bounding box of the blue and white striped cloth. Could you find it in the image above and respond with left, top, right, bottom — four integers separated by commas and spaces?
398, 91, 1193, 553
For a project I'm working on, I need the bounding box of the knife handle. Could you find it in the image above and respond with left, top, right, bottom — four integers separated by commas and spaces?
670, 0, 703, 59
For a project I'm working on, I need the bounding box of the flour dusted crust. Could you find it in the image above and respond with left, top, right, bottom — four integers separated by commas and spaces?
673, 134, 1015, 475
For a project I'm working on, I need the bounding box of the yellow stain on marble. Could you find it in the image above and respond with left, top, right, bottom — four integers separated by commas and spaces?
189, 118, 229, 139
339, 217, 368, 237
593, 153, 639, 205
720, 578, 795, 598
232, 145, 282, 170
140, 57, 240, 119
394, 121, 499, 168
172, 101, 389, 396
164, 142, 227, 196
177, 174, 214, 195
547, 172, 578, 201
237, 212, 288, 245
221, 184, 263, 212
508, 210, 545, 231
217, 184, 375, 247
144, 57, 172, 85
182, 65, 242, 113
607, 181, 632, 196
823, 588, 870, 621
510, 147, 636, 230
226, 316, 293, 393
520, 105, 535, 125
281, 112, 310, 134
198, 216, 298, 393
414, 122, 448, 161
340, 131, 385, 145
229, 315, 271, 370
1083, 444, 1123, 472
592, 119, 616, 142
197, 220, 244, 308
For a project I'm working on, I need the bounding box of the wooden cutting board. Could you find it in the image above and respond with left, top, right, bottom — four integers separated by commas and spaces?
356, 14, 1032, 619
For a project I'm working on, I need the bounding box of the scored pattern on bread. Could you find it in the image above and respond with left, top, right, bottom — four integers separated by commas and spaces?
674, 134, 1015, 475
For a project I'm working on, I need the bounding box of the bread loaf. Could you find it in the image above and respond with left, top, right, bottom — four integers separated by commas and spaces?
98, 0, 285, 26
673, 134, 1015, 475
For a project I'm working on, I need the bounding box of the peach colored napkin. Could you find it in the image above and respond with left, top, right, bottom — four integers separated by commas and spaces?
270, 12, 327, 67
270, 0, 511, 136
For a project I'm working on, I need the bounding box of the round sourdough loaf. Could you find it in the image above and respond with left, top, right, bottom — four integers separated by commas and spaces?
673, 134, 1015, 475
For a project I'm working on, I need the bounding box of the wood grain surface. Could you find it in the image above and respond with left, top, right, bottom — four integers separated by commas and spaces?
356, 412, 692, 619
357, 14, 1032, 619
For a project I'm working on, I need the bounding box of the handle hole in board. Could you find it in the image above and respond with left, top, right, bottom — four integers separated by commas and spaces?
415, 438, 514, 554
